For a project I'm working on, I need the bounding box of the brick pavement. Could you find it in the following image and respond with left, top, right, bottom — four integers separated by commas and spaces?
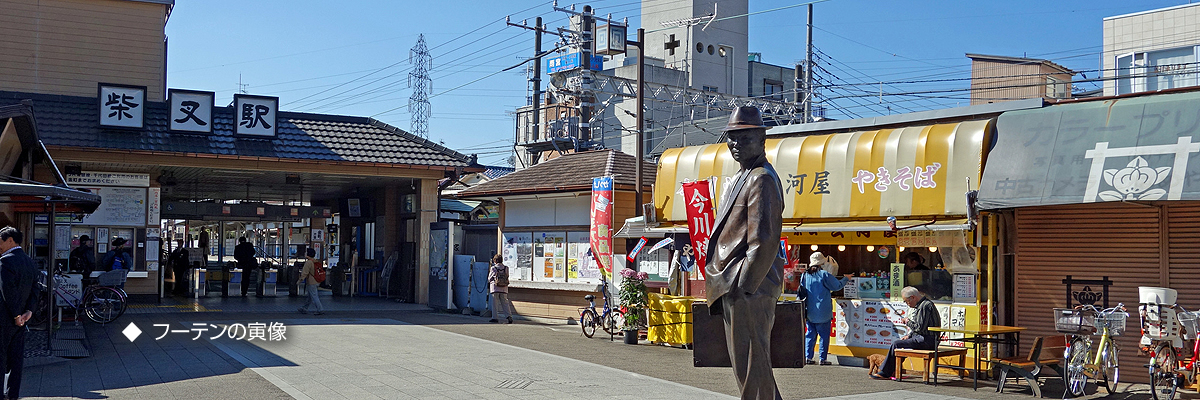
15, 298, 1183, 399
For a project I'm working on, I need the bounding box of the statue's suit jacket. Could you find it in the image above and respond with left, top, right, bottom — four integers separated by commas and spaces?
705, 155, 786, 311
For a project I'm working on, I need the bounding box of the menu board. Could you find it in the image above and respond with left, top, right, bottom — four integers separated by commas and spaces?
835, 300, 909, 348
845, 277, 891, 299
834, 299, 968, 348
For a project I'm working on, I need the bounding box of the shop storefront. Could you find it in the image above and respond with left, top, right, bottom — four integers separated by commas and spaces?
979, 89, 1200, 382
455, 150, 654, 321
648, 118, 999, 361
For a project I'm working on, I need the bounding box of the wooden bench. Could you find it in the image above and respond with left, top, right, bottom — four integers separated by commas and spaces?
994, 335, 1067, 398
894, 346, 968, 384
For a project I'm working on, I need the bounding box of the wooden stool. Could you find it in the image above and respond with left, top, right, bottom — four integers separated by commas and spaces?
894, 346, 968, 384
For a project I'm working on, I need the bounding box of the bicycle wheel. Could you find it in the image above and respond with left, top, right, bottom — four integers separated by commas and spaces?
580, 309, 598, 338
1099, 341, 1119, 394
602, 311, 619, 336
83, 287, 125, 324
1150, 343, 1179, 400
113, 288, 129, 319
1064, 337, 1089, 397
28, 289, 51, 328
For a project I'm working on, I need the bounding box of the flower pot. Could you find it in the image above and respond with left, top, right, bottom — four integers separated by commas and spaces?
623, 329, 639, 344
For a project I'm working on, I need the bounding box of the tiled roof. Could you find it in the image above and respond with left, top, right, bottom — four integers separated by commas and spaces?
0, 91, 473, 168
456, 149, 655, 197
483, 165, 515, 180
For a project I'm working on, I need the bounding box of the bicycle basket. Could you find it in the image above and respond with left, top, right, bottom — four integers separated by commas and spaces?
1054, 308, 1096, 334
1095, 311, 1127, 336
1180, 311, 1200, 340
97, 269, 128, 287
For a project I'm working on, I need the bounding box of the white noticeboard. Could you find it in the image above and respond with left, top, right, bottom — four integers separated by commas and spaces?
55, 274, 83, 306
311, 229, 325, 243
79, 187, 147, 226
953, 274, 976, 301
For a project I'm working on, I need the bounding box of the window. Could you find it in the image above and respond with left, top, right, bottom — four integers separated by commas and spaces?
1116, 46, 1198, 95
764, 79, 784, 100
702, 85, 719, 92
1045, 76, 1067, 99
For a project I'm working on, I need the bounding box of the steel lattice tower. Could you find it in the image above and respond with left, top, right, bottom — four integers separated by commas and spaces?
408, 34, 432, 138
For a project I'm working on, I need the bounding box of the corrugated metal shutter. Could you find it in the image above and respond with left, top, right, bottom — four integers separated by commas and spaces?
1168, 203, 1200, 307
1015, 203, 1162, 383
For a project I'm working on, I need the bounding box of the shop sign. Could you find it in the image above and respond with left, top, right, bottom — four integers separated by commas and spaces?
546, 52, 604, 74
895, 229, 964, 247
167, 89, 214, 133
98, 83, 145, 129
1084, 138, 1200, 202
54, 274, 83, 307
594, 24, 626, 56
66, 171, 150, 187
889, 263, 904, 301
589, 177, 614, 276
850, 163, 942, 193
681, 180, 716, 278
233, 94, 279, 137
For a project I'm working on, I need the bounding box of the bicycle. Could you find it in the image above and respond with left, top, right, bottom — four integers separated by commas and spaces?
1055, 303, 1128, 397
1141, 302, 1200, 400
579, 276, 622, 338
30, 269, 130, 326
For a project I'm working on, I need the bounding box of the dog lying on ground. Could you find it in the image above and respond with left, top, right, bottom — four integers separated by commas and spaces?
867, 354, 887, 376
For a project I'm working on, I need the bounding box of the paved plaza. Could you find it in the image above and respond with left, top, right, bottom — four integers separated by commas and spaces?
16, 296, 1182, 399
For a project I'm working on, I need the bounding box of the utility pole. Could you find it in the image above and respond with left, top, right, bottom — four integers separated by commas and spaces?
508, 16, 557, 166
633, 28, 645, 217
579, 5, 594, 141
804, 3, 814, 123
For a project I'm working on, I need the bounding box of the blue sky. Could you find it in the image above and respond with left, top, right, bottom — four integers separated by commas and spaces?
165, 0, 1187, 166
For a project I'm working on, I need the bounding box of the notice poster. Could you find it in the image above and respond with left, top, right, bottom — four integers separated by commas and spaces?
954, 274, 976, 300
503, 232, 533, 281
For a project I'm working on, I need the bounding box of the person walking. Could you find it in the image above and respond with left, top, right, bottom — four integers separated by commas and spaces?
487, 254, 513, 324
0, 227, 40, 399
234, 237, 260, 297
297, 248, 323, 315
801, 252, 849, 365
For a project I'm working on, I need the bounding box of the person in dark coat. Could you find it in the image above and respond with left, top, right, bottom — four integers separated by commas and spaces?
69, 234, 96, 274
704, 106, 786, 400
872, 286, 943, 380
0, 227, 41, 399
234, 237, 261, 297
168, 240, 190, 296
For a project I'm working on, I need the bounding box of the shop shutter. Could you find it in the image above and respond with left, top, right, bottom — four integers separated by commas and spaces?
1015, 203, 1162, 383
1168, 203, 1200, 307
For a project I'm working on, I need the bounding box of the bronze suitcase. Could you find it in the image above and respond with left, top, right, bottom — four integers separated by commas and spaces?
692, 301, 807, 368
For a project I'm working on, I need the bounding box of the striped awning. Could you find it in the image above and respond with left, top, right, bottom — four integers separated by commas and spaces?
654, 119, 992, 222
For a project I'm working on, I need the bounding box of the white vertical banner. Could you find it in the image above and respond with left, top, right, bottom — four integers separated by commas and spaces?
148, 187, 161, 225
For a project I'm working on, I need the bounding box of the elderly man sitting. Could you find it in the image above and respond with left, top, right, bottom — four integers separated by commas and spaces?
870, 286, 942, 380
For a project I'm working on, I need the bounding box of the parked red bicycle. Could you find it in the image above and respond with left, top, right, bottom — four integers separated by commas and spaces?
1141, 304, 1200, 400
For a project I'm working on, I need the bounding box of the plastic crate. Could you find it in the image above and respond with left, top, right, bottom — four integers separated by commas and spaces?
1095, 312, 1127, 336
1054, 308, 1096, 334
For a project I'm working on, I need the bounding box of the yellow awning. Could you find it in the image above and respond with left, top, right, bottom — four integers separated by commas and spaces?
655, 120, 992, 222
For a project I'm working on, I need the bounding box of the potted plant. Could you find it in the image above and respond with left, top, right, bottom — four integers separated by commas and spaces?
618, 268, 649, 344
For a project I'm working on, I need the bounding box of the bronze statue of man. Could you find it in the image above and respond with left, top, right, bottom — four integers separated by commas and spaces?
705, 106, 786, 400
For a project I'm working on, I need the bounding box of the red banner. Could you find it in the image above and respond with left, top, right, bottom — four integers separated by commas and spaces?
590, 177, 614, 277
682, 181, 716, 279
